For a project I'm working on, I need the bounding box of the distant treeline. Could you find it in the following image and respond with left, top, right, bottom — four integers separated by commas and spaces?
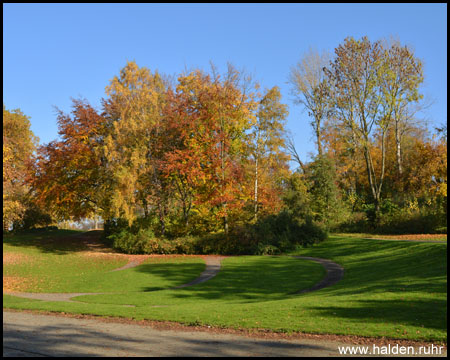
3, 36, 446, 253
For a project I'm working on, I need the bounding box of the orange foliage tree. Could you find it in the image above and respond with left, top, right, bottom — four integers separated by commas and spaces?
30, 99, 106, 221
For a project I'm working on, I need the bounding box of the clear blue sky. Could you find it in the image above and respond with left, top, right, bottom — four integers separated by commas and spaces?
3, 3, 447, 165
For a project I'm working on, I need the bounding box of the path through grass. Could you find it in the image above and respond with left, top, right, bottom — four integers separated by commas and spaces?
3, 231, 447, 342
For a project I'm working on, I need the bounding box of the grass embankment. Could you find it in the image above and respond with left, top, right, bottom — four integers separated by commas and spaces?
3, 230, 447, 343
3, 229, 205, 293
334, 233, 447, 242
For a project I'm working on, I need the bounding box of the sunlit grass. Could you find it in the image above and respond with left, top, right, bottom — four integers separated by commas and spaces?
333, 232, 447, 242
3, 231, 447, 342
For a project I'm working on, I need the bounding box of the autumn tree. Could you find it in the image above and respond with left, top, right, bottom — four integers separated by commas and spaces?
30, 99, 106, 221
321, 116, 367, 209
285, 135, 306, 173
289, 48, 332, 156
161, 81, 203, 232
325, 37, 394, 218
212, 65, 258, 232
379, 39, 424, 176
3, 106, 37, 230
101, 61, 169, 230
402, 135, 447, 201
250, 86, 289, 221
163, 66, 257, 233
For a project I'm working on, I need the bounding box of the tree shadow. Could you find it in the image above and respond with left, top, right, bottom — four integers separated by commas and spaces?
3, 313, 333, 356
305, 298, 447, 331
3, 230, 111, 255
133, 262, 207, 292
3, 317, 148, 357
175, 337, 332, 357
293, 238, 447, 297
136, 256, 326, 303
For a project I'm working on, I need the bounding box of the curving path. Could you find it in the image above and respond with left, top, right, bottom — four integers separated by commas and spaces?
3, 256, 227, 302
109, 260, 142, 272
3, 291, 106, 303
172, 256, 226, 288
291, 256, 344, 294
3, 255, 344, 302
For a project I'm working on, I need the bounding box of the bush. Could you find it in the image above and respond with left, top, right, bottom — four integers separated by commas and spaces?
251, 211, 327, 252
103, 218, 129, 244
193, 231, 255, 255
107, 227, 201, 255
335, 211, 370, 233
375, 211, 443, 235
435, 226, 447, 234
14, 225, 59, 234
12, 204, 54, 231
255, 244, 281, 255
103, 212, 328, 255
108, 228, 155, 254
338, 203, 447, 235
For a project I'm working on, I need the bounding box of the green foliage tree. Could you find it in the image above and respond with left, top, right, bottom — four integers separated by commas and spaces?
324, 36, 424, 220
282, 171, 311, 220
306, 154, 346, 229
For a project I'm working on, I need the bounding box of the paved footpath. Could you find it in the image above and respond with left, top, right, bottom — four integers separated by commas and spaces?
3, 311, 343, 357
3, 311, 446, 357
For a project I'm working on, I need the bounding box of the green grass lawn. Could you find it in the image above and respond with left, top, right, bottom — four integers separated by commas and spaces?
334, 232, 447, 242
3, 230, 447, 343
3, 230, 206, 293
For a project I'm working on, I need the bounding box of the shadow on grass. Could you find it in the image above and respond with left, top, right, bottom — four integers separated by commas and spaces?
3, 230, 109, 255
306, 298, 447, 331
136, 256, 326, 303
132, 262, 207, 292
292, 238, 447, 297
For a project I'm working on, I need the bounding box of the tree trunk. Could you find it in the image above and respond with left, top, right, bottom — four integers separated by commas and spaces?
316, 126, 323, 156
254, 157, 258, 222
142, 197, 149, 218
363, 146, 380, 224
395, 122, 403, 176
220, 138, 228, 234
159, 210, 166, 236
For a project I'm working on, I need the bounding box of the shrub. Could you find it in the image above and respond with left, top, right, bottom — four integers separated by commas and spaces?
255, 244, 281, 255
12, 204, 54, 231
435, 226, 447, 234
335, 211, 370, 233
107, 227, 201, 255
375, 211, 443, 235
251, 211, 327, 251
338, 202, 447, 235
193, 232, 255, 255
103, 218, 129, 244
108, 228, 155, 254
103, 211, 327, 255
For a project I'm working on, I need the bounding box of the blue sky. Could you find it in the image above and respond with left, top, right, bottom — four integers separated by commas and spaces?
3, 3, 447, 165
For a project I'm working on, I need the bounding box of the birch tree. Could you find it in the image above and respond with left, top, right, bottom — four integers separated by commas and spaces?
289, 48, 332, 156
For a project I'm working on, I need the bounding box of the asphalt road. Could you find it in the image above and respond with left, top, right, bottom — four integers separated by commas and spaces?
3, 311, 356, 357
4, 311, 447, 357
